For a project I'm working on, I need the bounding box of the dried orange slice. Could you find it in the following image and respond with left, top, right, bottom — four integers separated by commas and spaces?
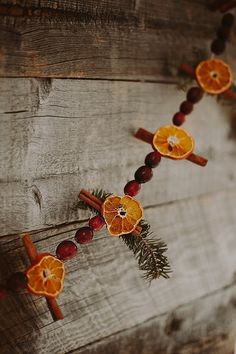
102, 195, 143, 236
153, 125, 194, 160
26, 254, 65, 298
196, 59, 232, 94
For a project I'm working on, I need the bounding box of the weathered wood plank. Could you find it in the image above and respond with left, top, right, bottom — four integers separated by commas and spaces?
1, 78, 236, 236
0, 189, 236, 353
73, 283, 236, 354
0, 3, 235, 353
0, 0, 235, 79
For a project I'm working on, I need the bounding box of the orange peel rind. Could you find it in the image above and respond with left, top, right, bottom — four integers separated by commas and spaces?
102, 195, 143, 236
153, 125, 194, 160
26, 254, 65, 298
196, 59, 232, 94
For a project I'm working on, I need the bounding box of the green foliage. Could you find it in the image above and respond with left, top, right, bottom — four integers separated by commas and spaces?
121, 220, 171, 282
77, 189, 171, 281
92, 188, 112, 201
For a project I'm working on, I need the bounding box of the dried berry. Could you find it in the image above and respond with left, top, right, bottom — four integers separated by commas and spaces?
187, 87, 203, 103
180, 101, 193, 115
124, 180, 141, 196
56, 240, 78, 261
211, 38, 226, 55
75, 227, 94, 244
217, 26, 230, 41
6, 272, 28, 292
172, 112, 185, 126
0, 286, 8, 300
89, 215, 105, 231
222, 13, 234, 27
134, 166, 153, 183
145, 151, 161, 168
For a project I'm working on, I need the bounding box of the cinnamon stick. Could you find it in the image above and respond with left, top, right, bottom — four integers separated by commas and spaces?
21, 233, 64, 321
134, 128, 208, 167
80, 188, 103, 206
78, 190, 142, 236
186, 153, 208, 167
22, 233, 38, 263
79, 191, 101, 211
179, 63, 195, 78
46, 298, 64, 321
134, 128, 154, 144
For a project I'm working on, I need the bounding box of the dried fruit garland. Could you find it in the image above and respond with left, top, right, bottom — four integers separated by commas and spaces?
76, 189, 171, 282
73, 11, 235, 286
135, 14, 235, 169
1, 5, 235, 322
59, 10, 234, 285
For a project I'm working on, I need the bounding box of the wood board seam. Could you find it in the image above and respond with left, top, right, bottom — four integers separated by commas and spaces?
64, 280, 236, 354
1, 185, 236, 240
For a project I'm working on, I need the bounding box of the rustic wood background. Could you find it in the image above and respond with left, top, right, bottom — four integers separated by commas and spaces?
0, 1, 236, 353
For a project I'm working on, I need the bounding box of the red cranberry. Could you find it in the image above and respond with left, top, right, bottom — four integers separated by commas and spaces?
211, 38, 226, 55
217, 26, 230, 41
134, 166, 153, 183
173, 112, 185, 126
0, 286, 8, 300
222, 13, 234, 27
6, 272, 28, 292
187, 87, 204, 104
56, 240, 78, 261
180, 101, 193, 115
75, 227, 94, 244
89, 215, 105, 231
145, 151, 161, 168
124, 180, 141, 196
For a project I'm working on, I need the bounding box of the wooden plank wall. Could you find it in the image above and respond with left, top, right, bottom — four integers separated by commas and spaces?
0, 1, 236, 353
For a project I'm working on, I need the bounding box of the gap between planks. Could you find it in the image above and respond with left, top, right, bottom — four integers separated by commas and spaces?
0, 185, 235, 241
43, 280, 236, 354
0, 75, 180, 85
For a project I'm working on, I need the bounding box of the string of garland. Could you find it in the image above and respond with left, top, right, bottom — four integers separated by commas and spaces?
77, 189, 171, 281
1, 1, 235, 322
57, 11, 235, 283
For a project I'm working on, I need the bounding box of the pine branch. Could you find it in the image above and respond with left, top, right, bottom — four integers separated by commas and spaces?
139, 220, 151, 238
121, 222, 171, 282
77, 191, 171, 281
77, 188, 112, 213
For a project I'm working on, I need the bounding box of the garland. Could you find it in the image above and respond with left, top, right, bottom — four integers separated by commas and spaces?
0, 3, 235, 321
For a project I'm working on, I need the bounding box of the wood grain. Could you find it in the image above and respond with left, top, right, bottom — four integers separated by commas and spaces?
1, 78, 236, 236
73, 283, 236, 354
0, 3, 236, 351
0, 189, 236, 353
0, 0, 235, 79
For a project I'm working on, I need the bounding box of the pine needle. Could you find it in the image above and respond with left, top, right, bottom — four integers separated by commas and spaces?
121, 222, 171, 282
77, 190, 171, 281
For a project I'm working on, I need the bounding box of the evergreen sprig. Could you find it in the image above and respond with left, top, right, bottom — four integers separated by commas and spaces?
77, 189, 171, 281
121, 221, 171, 282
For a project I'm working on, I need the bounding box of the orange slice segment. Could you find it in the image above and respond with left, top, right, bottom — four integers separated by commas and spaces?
26, 255, 65, 298
153, 125, 194, 160
102, 195, 143, 236
196, 59, 232, 94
